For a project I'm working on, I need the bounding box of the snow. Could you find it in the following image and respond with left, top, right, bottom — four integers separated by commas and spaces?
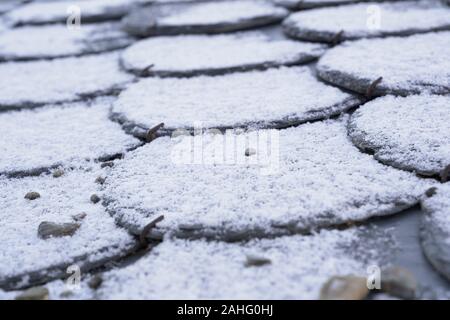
273, 0, 382, 9
0, 98, 140, 176
317, 31, 450, 95
158, 1, 287, 26
113, 66, 361, 133
0, 22, 132, 61
120, 32, 326, 75
421, 183, 450, 236
283, 1, 450, 42
5, 0, 151, 25
95, 227, 390, 299
103, 117, 431, 239
0, 167, 135, 288
0, 52, 134, 108
349, 94, 450, 176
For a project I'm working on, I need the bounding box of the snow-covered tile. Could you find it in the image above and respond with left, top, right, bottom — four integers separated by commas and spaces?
0, 168, 136, 290
282, 1, 450, 43
420, 183, 450, 282
317, 32, 450, 96
0, 98, 141, 177
120, 32, 326, 77
0, 22, 133, 61
123, 0, 288, 37
273, 0, 395, 10
112, 67, 362, 138
4, 0, 152, 26
93, 227, 393, 299
0, 52, 134, 109
103, 117, 431, 241
349, 95, 450, 177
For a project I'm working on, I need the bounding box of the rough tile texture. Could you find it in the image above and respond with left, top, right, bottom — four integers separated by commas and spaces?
0, 98, 141, 177
112, 67, 361, 138
317, 32, 450, 96
120, 32, 326, 77
283, 1, 450, 43
349, 95, 450, 176
0, 168, 136, 290
103, 117, 431, 241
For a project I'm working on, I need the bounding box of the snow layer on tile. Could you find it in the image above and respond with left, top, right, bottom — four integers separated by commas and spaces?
5, 0, 151, 25
349, 95, 450, 176
0, 22, 132, 61
158, 1, 287, 25
113, 67, 360, 133
420, 183, 450, 281
103, 117, 431, 239
0, 168, 135, 287
317, 32, 450, 95
120, 32, 326, 76
283, 1, 450, 43
96, 227, 390, 299
274, 0, 384, 10
422, 183, 450, 240
0, 52, 133, 108
0, 98, 140, 176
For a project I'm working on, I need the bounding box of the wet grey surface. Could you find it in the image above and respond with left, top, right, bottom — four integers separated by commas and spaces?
370, 206, 450, 298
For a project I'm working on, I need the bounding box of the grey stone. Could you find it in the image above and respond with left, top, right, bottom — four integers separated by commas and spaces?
24, 191, 40, 200
381, 266, 417, 299
15, 286, 49, 300
320, 275, 369, 300
38, 221, 81, 239
52, 169, 64, 178
88, 275, 103, 290
90, 194, 101, 204
245, 255, 272, 267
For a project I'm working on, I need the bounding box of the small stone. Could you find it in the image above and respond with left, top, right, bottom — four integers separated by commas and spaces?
59, 290, 73, 298
88, 275, 103, 290
245, 255, 271, 267
52, 169, 64, 178
320, 275, 369, 300
381, 266, 417, 299
245, 148, 256, 157
100, 161, 114, 168
95, 176, 106, 185
24, 191, 40, 200
38, 221, 80, 239
425, 187, 437, 198
72, 212, 87, 222
15, 286, 49, 300
90, 194, 101, 204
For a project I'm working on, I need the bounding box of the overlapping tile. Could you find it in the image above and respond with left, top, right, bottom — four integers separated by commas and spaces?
349, 95, 450, 177
420, 183, 450, 282
120, 32, 326, 77
93, 227, 393, 299
103, 117, 431, 241
317, 32, 450, 96
112, 67, 361, 138
0, 98, 141, 177
0, 22, 133, 61
0, 167, 136, 290
123, 0, 288, 37
4, 0, 152, 26
283, 1, 450, 43
0, 52, 133, 109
